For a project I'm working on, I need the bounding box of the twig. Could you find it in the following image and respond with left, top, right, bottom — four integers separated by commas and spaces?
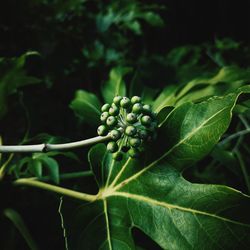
235, 150, 250, 194
0, 134, 111, 153
219, 128, 250, 146
0, 153, 14, 181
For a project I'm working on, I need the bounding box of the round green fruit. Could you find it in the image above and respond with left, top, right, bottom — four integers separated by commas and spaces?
131, 96, 141, 104
100, 112, 109, 122
125, 125, 137, 136
129, 137, 141, 147
101, 103, 110, 112
126, 113, 137, 124
120, 97, 131, 109
142, 104, 152, 114
109, 105, 119, 116
110, 129, 121, 140
106, 116, 117, 127
132, 103, 142, 114
141, 115, 152, 126
113, 96, 123, 105
107, 141, 118, 153
97, 125, 108, 136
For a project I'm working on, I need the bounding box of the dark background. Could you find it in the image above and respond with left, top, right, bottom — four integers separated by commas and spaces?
0, 1, 249, 249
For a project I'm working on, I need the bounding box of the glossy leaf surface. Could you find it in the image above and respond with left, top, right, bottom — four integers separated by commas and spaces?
63, 87, 250, 250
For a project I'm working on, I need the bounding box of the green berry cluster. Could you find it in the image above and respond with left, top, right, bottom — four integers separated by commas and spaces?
97, 96, 157, 161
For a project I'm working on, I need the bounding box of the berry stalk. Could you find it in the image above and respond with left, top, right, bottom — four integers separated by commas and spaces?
0, 134, 111, 153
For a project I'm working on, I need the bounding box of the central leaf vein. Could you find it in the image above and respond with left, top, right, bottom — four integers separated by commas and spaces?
104, 199, 112, 250
113, 106, 230, 191
110, 191, 250, 228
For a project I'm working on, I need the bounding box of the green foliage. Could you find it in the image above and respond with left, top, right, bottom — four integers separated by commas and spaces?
62, 87, 250, 249
1, 1, 250, 249
70, 90, 102, 125
101, 67, 131, 103
0, 52, 41, 119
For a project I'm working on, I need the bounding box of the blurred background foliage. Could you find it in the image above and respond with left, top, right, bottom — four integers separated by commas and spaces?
0, 0, 250, 249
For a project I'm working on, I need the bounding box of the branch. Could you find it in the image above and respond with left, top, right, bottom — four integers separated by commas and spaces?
0, 134, 110, 153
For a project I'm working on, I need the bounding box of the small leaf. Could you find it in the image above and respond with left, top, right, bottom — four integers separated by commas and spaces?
102, 67, 131, 103
153, 85, 177, 112
141, 11, 164, 26
0, 52, 41, 119
156, 106, 174, 126
88, 143, 107, 187
175, 66, 250, 105
40, 156, 59, 184
28, 159, 42, 178
70, 90, 102, 125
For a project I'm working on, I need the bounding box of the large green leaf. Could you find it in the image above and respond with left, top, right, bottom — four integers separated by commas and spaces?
62, 87, 250, 250
70, 90, 102, 125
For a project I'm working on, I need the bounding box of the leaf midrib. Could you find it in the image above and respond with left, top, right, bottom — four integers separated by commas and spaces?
104, 199, 113, 250
113, 105, 230, 191
110, 191, 250, 228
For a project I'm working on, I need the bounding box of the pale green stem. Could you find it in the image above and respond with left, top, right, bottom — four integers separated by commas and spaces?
239, 114, 250, 129
14, 178, 97, 202
4, 208, 39, 250
58, 197, 69, 250
105, 135, 125, 188
0, 134, 111, 153
235, 151, 250, 194
0, 153, 14, 181
31, 171, 93, 182
219, 128, 250, 145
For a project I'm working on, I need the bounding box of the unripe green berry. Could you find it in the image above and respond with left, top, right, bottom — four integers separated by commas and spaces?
110, 129, 121, 140
101, 103, 110, 112
131, 96, 141, 104
107, 141, 118, 153
112, 151, 123, 161
129, 137, 141, 147
128, 148, 140, 158
109, 105, 119, 116
141, 115, 152, 126
113, 96, 123, 105
138, 129, 148, 139
132, 103, 142, 114
97, 125, 108, 136
126, 113, 137, 124
120, 97, 131, 109
125, 125, 137, 136
100, 112, 109, 122
142, 104, 152, 114
106, 116, 117, 127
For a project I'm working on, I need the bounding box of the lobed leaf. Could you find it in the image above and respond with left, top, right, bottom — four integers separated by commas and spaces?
62, 87, 250, 250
